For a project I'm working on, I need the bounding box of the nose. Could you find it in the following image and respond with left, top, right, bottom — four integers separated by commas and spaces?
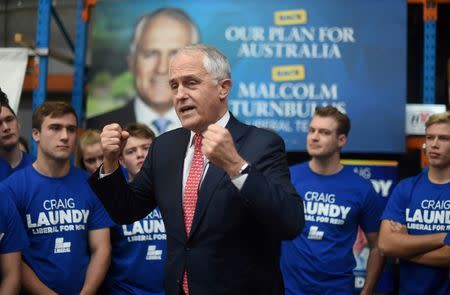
309, 130, 319, 140
429, 136, 439, 148
1, 120, 9, 130
156, 53, 169, 74
136, 148, 146, 158
174, 84, 187, 101
60, 128, 69, 140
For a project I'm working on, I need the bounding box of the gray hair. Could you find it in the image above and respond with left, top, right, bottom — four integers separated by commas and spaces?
129, 8, 200, 60
177, 44, 231, 81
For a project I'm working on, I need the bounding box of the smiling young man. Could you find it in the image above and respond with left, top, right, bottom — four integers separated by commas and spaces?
0, 88, 34, 181
281, 106, 385, 295
379, 111, 450, 295
89, 44, 304, 295
0, 101, 114, 295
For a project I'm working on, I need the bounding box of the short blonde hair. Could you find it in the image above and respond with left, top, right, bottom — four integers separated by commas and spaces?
76, 129, 101, 168
425, 111, 450, 129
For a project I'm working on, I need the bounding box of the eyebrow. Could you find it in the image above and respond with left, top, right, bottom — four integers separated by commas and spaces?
48, 123, 77, 128
169, 74, 199, 83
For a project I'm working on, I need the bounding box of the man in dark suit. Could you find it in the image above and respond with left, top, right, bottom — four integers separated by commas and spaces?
87, 8, 199, 136
89, 44, 304, 295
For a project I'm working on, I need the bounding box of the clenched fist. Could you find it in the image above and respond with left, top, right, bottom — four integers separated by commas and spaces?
100, 123, 129, 173
202, 124, 247, 177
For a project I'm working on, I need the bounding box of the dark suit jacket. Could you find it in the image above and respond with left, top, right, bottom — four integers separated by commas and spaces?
89, 115, 304, 295
86, 101, 135, 130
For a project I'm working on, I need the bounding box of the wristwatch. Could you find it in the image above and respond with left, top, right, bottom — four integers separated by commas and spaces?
238, 162, 251, 175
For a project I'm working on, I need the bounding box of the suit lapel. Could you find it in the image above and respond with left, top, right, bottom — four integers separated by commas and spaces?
189, 115, 249, 238
168, 129, 191, 240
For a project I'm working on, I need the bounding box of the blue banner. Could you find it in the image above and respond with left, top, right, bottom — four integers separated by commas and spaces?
88, 0, 406, 152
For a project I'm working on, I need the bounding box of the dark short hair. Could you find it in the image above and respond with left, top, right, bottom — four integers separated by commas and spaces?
32, 101, 78, 130
124, 123, 155, 140
314, 105, 351, 136
121, 123, 155, 155
0, 88, 17, 117
18, 136, 30, 153
0, 88, 8, 107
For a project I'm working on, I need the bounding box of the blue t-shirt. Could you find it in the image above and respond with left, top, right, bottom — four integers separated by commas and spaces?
0, 194, 28, 254
445, 232, 450, 246
105, 208, 166, 295
381, 170, 450, 295
281, 163, 385, 295
0, 152, 35, 182
1, 165, 114, 295
0, 157, 11, 182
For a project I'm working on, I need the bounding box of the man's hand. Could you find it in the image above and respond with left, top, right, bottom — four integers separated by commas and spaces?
100, 123, 129, 173
203, 124, 246, 177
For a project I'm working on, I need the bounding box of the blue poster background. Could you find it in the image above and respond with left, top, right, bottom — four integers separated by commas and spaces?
88, 0, 406, 152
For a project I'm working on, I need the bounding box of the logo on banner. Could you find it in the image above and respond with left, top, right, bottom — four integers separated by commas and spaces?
274, 9, 307, 25
0, 233, 4, 242
54, 237, 71, 253
272, 65, 305, 82
307, 226, 324, 240
146, 245, 162, 260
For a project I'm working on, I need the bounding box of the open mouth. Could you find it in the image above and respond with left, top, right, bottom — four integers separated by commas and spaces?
179, 105, 195, 114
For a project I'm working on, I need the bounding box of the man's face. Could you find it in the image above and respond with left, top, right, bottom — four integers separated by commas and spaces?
32, 114, 77, 162
425, 122, 450, 169
131, 15, 194, 112
307, 115, 346, 158
82, 142, 104, 174
169, 51, 230, 133
119, 136, 152, 179
0, 106, 20, 150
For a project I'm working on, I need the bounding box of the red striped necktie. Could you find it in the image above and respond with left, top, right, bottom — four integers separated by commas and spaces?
182, 133, 203, 295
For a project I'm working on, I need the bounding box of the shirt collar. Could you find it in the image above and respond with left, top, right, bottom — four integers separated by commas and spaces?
134, 96, 179, 123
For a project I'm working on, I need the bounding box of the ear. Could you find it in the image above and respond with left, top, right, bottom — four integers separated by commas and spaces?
218, 79, 232, 100
337, 134, 347, 148
31, 128, 40, 143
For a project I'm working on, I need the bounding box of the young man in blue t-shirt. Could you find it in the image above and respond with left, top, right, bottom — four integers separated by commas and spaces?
0, 194, 28, 294
281, 106, 385, 295
103, 123, 166, 295
0, 88, 35, 181
379, 111, 450, 295
0, 101, 114, 295
0, 97, 28, 294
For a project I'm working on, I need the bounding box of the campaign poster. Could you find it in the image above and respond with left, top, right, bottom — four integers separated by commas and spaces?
88, 0, 406, 152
